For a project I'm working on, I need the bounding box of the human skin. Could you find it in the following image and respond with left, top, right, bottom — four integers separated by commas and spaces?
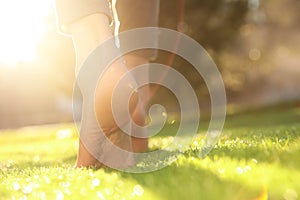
70, 13, 148, 168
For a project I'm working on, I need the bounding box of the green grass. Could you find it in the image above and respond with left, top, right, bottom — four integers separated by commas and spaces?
1, 102, 300, 200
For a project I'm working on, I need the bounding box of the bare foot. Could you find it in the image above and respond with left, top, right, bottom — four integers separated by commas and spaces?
75, 140, 103, 168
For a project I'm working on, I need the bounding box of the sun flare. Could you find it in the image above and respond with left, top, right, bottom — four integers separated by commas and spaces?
0, 0, 52, 65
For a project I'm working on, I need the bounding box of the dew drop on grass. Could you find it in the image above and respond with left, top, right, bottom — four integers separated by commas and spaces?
92, 178, 100, 187
251, 158, 258, 164
13, 182, 20, 191
22, 185, 33, 194
56, 192, 64, 200
245, 165, 252, 171
96, 191, 105, 200
133, 185, 144, 196
89, 171, 95, 177
45, 176, 51, 184
114, 186, 121, 193
105, 188, 113, 195
61, 181, 71, 188
64, 188, 71, 196
193, 140, 199, 147
236, 167, 243, 174
112, 173, 118, 179
41, 192, 46, 200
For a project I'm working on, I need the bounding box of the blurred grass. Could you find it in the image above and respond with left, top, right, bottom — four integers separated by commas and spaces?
0, 102, 300, 200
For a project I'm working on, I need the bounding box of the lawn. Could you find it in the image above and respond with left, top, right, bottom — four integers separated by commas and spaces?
0, 102, 300, 200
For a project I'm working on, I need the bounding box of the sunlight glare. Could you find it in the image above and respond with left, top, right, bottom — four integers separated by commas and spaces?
0, 0, 52, 65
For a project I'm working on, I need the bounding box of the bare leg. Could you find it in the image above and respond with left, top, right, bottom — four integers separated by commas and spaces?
123, 54, 150, 152
70, 14, 147, 168
70, 14, 111, 75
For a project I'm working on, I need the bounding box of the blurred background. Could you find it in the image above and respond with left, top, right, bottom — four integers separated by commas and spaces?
0, 0, 299, 128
